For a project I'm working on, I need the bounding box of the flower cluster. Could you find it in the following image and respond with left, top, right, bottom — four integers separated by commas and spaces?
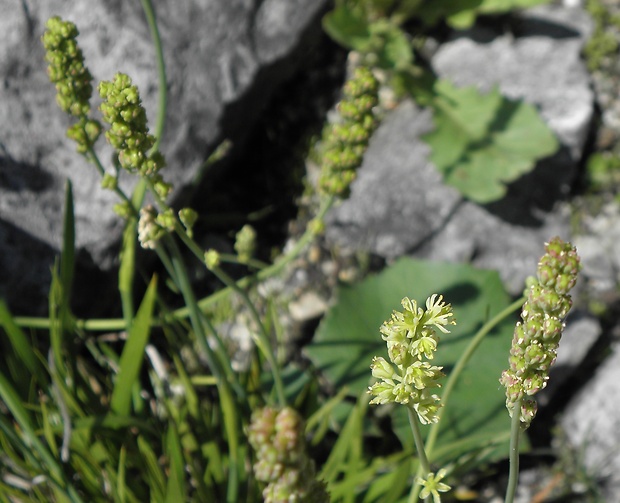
417, 469, 451, 503
500, 237, 581, 426
248, 406, 329, 503
319, 66, 379, 198
234, 224, 257, 263
42, 16, 101, 153
368, 295, 455, 425
137, 205, 166, 250
98, 73, 170, 198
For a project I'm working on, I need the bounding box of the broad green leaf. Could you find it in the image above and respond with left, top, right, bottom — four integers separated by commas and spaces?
322, 5, 373, 52
368, 20, 413, 70
305, 258, 518, 462
110, 276, 157, 416
422, 80, 558, 203
417, 0, 551, 29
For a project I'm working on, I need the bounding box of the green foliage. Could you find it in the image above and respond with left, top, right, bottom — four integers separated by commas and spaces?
323, 0, 559, 204
423, 80, 559, 203
584, 0, 620, 72
0, 3, 577, 501
305, 258, 520, 461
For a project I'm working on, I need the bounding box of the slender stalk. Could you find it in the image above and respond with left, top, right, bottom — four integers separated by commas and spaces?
407, 405, 430, 503
504, 396, 523, 503
210, 264, 286, 407
139, 0, 167, 149
409, 296, 526, 502
14, 196, 337, 333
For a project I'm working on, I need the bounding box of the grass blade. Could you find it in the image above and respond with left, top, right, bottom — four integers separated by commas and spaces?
110, 276, 158, 416
0, 299, 45, 384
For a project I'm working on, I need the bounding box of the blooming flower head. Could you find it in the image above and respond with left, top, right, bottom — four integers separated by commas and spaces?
369, 294, 454, 424
416, 469, 451, 503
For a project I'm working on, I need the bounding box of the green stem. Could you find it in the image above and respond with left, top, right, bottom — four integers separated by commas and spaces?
139, 0, 167, 149
407, 405, 430, 503
505, 396, 523, 503
210, 264, 286, 407
14, 196, 336, 332
409, 295, 526, 501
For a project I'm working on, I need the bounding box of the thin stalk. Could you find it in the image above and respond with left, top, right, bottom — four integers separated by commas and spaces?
14, 196, 336, 332
139, 0, 167, 149
210, 264, 286, 407
164, 237, 241, 501
409, 296, 526, 501
407, 405, 430, 503
504, 396, 523, 503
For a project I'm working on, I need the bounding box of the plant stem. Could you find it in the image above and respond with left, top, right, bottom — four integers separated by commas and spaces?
504, 396, 523, 503
210, 264, 286, 407
139, 0, 167, 149
409, 295, 526, 501
407, 405, 430, 503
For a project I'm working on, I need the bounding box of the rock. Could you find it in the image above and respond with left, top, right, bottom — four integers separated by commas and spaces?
0, 0, 328, 314
325, 3, 594, 296
561, 342, 620, 500
573, 202, 620, 294
537, 310, 602, 408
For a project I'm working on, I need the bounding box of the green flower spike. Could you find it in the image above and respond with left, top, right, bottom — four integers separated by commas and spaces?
42, 16, 102, 153
98, 73, 167, 179
248, 406, 329, 503
500, 237, 581, 426
369, 295, 454, 425
417, 469, 451, 503
319, 66, 379, 198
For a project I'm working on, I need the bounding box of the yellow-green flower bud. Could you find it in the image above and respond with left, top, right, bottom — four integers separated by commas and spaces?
234, 224, 257, 263
204, 249, 221, 270
179, 208, 198, 238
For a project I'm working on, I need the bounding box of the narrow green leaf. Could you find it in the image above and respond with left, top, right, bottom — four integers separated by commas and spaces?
165, 425, 186, 503
60, 179, 75, 314
137, 435, 166, 500
320, 394, 367, 484
0, 372, 64, 487
110, 276, 158, 416
0, 299, 45, 383
117, 445, 127, 503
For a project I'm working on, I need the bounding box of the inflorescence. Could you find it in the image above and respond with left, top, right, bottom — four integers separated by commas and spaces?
248, 406, 329, 503
42, 16, 102, 153
368, 295, 455, 425
319, 66, 379, 198
500, 237, 581, 426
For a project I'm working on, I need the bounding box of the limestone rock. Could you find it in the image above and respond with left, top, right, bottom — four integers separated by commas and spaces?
326, 3, 593, 296
0, 0, 328, 313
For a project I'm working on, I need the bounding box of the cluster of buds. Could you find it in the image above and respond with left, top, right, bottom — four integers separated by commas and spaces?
368, 295, 455, 425
248, 407, 329, 503
42, 16, 101, 153
319, 66, 379, 198
98, 73, 170, 198
500, 237, 581, 426
234, 224, 257, 263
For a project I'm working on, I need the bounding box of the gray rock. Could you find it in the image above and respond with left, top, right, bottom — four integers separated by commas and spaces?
0, 0, 328, 313
561, 343, 620, 500
326, 3, 593, 296
537, 310, 601, 408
